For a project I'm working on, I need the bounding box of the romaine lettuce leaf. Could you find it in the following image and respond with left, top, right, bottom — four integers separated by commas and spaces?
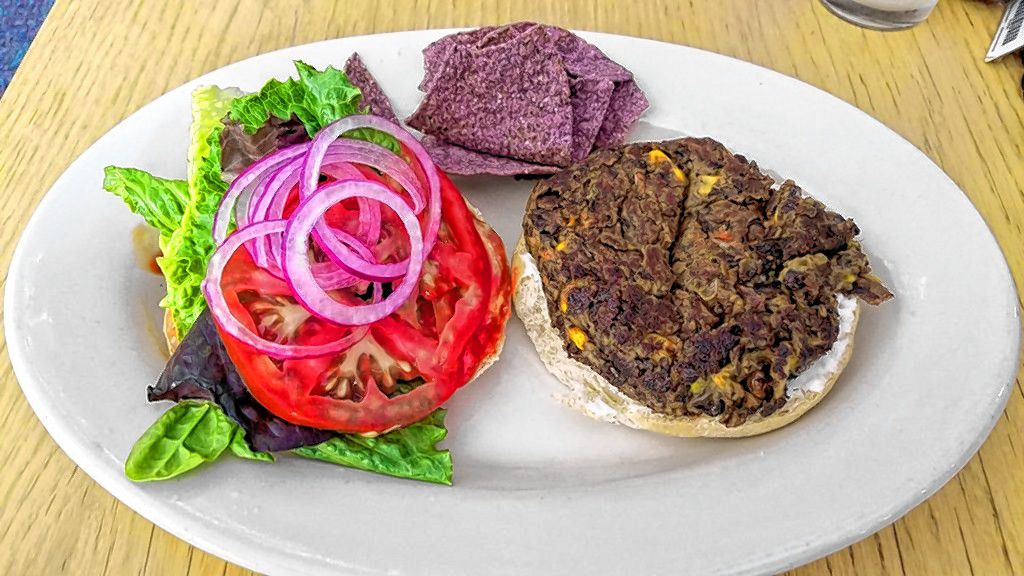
229, 60, 399, 153
102, 167, 187, 242
230, 61, 359, 136
293, 410, 453, 485
108, 63, 399, 336
159, 86, 240, 336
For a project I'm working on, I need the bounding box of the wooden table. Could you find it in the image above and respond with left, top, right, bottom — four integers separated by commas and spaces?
1, 1, 1021, 574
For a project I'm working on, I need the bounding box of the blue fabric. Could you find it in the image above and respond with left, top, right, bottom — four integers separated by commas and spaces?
0, 0, 55, 95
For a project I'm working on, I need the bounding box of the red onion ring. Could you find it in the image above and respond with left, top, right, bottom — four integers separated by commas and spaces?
260, 157, 382, 276
251, 157, 368, 275
213, 143, 309, 245
203, 219, 369, 359
301, 115, 441, 281
283, 180, 423, 325
207, 114, 442, 347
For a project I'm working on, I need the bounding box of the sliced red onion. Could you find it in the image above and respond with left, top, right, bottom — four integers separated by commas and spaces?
301, 115, 442, 278
258, 158, 377, 281
203, 219, 368, 359
307, 231, 378, 291
249, 159, 301, 271
213, 143, 309, 245
283, 180, 423, 326
322, 139, 425, 211
303, 117, 440, 238
208, 115, 445, 346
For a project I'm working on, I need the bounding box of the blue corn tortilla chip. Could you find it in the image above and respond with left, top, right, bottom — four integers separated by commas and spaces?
423, 24, 631, 90
479, 21, 538, 48
421, 135, 561, 176
407, 25, 574, 166
419, 23, 539, 92
594, 79, 649, 148
569, 77, 615, 161
419, 27, 497, 92
344, 53, 398, 122
413, 23, 648, 175
544, 26, 632, 83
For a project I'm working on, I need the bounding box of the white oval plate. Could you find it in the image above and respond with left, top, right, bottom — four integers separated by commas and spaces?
5, 30, 1019, 576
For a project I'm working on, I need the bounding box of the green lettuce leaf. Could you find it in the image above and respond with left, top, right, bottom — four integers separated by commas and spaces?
229, 428, 275, 462
159, 86, 240, 336
126, 402, 274, 481
112, 63, 452, 485
102, 167, 187, 241
229, 60, 399, 153
125, 401, 236, 481
293, 410, 453, 485
127, 400, 448, 483
108, 63, 398, 336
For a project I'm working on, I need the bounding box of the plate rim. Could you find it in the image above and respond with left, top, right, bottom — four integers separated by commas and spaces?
4, 28, 1020, 576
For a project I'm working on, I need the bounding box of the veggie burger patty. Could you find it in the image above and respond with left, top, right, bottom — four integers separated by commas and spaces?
523, 137, 893, 427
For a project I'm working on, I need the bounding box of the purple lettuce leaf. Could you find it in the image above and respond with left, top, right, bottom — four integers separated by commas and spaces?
149, 310, 332, 452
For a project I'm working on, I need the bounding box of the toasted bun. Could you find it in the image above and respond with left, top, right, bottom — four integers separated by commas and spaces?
512, 237, 860, 437
162, 309, 180, 354
459, 197, 507, 379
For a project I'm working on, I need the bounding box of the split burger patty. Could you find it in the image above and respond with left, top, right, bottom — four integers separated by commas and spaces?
522, 137, 892, 428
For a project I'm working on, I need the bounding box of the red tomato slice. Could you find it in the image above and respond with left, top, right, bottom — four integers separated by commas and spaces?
214, 172, 511, 434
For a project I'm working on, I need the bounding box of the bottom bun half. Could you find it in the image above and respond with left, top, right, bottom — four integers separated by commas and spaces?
512, 237, 860, 438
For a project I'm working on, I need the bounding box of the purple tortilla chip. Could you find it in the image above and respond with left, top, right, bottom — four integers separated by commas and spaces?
414, 23, 648, 175
421, 136, 560, 176
543, 26, 633, 82
478, 21, 538, 48
594, 79, 649, 148
419, 27, 498, 92
407, 25, 573, 166
344, 53, 398, 122
423, 22, 632, 92
569, 77, 615, 161
420, 23, 539, 93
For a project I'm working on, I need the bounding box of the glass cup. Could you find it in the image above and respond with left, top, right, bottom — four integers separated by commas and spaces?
820, 0, 938, 30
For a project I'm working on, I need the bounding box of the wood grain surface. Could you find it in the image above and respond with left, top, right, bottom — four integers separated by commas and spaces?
1, 1, 1021, 574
